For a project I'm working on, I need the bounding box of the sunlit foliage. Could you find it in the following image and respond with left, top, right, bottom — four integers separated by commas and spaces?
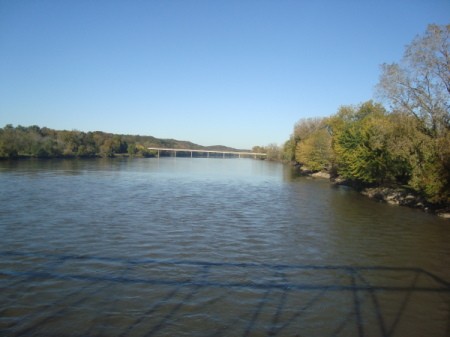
0, 125, 161, 159
284, 24, 449, 204
294, 118, 332, 171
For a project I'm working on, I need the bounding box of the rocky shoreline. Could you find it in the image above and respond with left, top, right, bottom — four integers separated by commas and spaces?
354, 185, 449, 219
295, 166, 450, 219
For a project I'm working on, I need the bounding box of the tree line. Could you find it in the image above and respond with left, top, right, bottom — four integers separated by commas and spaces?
0, 125, 231, 159
283, 24, 449, 205
0, 125, 153, 158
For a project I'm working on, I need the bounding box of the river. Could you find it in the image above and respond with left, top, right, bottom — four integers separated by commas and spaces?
0, 158, 448, 336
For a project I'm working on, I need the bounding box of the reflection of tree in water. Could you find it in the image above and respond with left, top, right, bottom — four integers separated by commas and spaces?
1, 251, 449, 336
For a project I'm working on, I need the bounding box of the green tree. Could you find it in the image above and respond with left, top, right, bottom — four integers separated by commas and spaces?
112, 135, 128, 154
295, 127, 332, 171
385, 112, 449, 202
293, 117, 332, 171
0, 125, 19, 158
329, 101, 399, 184
282, 138, 296, 162
377, 24, 450, 202
99, 138, 115, 157
127, 143, 137, 156
76, 132, 97, 157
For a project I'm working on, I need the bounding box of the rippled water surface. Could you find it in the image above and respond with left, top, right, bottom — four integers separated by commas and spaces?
0, 158, 449, 336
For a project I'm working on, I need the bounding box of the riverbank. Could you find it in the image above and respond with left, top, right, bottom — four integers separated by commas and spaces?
295, 166, 450, 219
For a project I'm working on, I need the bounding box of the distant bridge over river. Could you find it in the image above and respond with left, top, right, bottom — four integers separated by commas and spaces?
147, 147, 267, 159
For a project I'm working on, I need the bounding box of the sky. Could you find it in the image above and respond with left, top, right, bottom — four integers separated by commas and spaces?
0, 1, 449, 149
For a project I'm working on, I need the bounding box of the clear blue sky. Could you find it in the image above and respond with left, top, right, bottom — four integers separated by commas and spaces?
1, 0, 449, 149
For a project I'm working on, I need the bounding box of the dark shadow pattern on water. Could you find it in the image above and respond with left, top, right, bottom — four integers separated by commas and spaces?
1, 251, 449, 337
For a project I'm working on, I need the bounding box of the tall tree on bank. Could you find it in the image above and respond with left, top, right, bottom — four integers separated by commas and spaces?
293, 118, 332, 171
328, 101, 403, 184
377, 24, 450, 203
377, 24, 449, 136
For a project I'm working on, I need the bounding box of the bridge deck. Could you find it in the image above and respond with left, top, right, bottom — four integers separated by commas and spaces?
147, 147, 267, 158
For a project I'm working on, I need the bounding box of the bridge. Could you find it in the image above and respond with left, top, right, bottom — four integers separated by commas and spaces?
147, 147, 267, 159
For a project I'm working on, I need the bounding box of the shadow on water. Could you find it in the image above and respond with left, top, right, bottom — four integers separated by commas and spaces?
1, 251, 449, 337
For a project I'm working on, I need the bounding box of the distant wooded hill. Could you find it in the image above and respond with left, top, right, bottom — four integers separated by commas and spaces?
0, 124, 248, 159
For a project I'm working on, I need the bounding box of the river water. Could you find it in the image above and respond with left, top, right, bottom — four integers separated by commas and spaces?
0, 158, 449, 336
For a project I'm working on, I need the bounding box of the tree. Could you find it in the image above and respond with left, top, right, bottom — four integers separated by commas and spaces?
76, 132, 97, 157
0, 125, 19, 158
385, 112, 450, 202
291, 117, 332, 170
282, 138, 296, 162
377, 24, 450, 202
295, 127, 332, 171
265, 143, 282, 161
329, 101, 400, 184
252, 144, 282, 161
99, 138, 115, 157
127, 143, 137, 156
112, 135, 128, 154
293, 117, 325, 143
377, 24, 449, 136
252, 145, 265, 153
